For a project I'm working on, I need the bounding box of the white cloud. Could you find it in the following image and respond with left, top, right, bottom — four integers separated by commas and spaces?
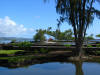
0, 16, 34, 37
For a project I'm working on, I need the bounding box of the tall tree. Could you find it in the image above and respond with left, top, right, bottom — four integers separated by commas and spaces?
86, 34, 94, 40
33, 29, 46, 42
46, 27, 73, 40
48, 0, 100, 57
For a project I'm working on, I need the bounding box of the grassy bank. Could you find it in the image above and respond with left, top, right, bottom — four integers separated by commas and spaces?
0, 50, 23, 54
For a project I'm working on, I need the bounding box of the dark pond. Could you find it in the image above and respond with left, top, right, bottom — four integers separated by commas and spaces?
0, 56, 100, 75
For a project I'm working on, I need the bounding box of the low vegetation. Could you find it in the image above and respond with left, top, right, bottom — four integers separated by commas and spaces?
12, 41, 33, 47
96, 44, 100, 47
64, 44, 71, 47
0, 50, 23, 54
87, 45, 93, 47
0, 55, 36, 63
34, 49, 39, 54
40, 48, 48, 54
34, 48, 48, 54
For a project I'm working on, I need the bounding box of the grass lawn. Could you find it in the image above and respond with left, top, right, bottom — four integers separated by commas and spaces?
0, 50, 24, 54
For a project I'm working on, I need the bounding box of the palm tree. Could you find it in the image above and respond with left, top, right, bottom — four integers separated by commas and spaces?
45, 0, 100, 58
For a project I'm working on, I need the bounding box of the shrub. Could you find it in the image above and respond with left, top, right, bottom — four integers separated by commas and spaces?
64, 44, 71, 47
96, 44, 100, 47
12, 41, 33, 47
11, 42, 18, 46
11, 39, 16, 43
96, 51, 100, 55
34, 50, 39, 54
40, 48, 48, 54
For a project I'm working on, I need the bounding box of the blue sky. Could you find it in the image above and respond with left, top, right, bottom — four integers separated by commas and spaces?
0, 0, 100, 38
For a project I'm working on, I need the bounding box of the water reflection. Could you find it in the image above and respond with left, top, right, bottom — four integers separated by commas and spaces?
75, 61, 83, 75
0, 56, 100, 75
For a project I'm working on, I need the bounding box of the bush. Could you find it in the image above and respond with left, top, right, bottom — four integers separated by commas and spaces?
87, 45, 93, 47
12, 41, 33, 47
64, 44, 71, 47
11, 39, 16, 43
40, 48, 48, 54
96, 51, 100, 55
34, 49, 39, 54
96, 44, 100, 47
11, 43, 18, 46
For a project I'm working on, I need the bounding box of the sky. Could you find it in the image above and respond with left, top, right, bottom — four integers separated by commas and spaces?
0, 0, 100, 38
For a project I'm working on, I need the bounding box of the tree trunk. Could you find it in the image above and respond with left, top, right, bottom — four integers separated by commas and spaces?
75, 38, 84, 58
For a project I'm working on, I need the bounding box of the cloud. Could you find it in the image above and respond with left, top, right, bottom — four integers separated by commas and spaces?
0, 16, 34, 37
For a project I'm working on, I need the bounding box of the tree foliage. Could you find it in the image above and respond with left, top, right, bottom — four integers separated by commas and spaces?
45, 27, 73, 40
56, 0, 100, 40
46, 28, 73, 40
33, 29, 46, 42
96, 34, 100, 38
33, 28, 73, 41
45, 0, 100, 56
86, 34, 94, 40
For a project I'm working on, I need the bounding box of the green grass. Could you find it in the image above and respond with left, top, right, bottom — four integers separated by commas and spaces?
0, 50, 23, 54
87, 45, 93, 47
64, 44, 71, 47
